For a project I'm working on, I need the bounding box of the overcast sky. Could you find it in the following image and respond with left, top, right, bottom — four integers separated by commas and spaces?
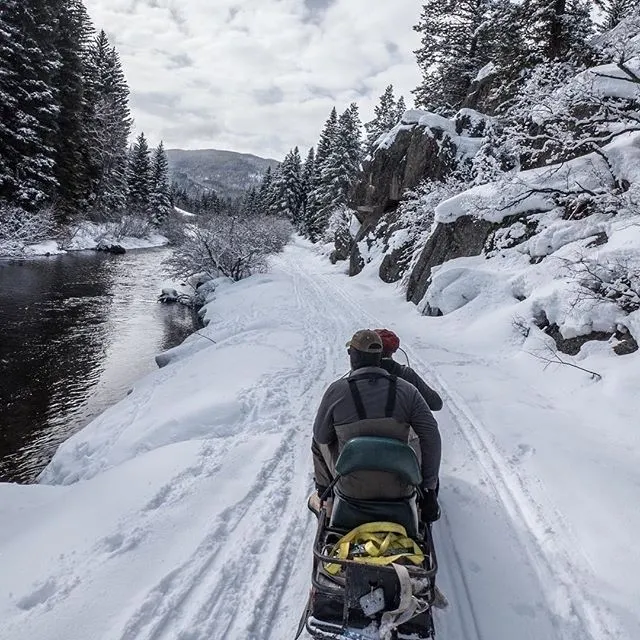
85, 0, 422, 160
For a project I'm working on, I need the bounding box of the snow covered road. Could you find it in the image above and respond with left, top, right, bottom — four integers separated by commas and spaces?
1, 238, 637, 640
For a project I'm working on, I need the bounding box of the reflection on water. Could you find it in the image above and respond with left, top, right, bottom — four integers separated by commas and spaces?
0, 248, 199, 483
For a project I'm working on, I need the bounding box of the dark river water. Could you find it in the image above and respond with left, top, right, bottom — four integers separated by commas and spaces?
0, 248, 199, 483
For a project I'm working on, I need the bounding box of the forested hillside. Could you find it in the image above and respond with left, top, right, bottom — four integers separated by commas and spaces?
0, 2, 172, 254
166, 149, 279, 202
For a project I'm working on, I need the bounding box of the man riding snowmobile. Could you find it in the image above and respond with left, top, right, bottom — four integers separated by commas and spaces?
375, 329, 443, 412
310, 329, 441, 523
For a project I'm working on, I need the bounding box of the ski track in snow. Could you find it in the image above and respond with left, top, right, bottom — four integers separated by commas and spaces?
109, 252, 364, 640
4, 241, 631, 640
317, 250, 623, 640
107, 245, 612, 640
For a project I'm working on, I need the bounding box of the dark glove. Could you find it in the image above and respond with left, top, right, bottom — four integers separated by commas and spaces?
419, 489, 440, 523
315, 483, 332, 499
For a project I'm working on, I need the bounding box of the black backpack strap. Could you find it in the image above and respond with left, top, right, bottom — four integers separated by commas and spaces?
385, 375, 397, 417
348, 379, 367, 420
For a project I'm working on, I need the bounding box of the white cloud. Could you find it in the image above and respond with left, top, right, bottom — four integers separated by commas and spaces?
85, 0, 421, 159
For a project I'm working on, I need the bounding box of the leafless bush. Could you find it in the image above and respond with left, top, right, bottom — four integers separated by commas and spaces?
563, 254, 640, 313
158, 212, 187, 244
0, 206, 57, 256
109, 215, 152, 240
165, 214, 293, 282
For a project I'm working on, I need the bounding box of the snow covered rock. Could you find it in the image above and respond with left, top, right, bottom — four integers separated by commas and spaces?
96, 241, 126, 254
351, 110, 484, 221
158, 287, 179, 303
406, 216, 496, 305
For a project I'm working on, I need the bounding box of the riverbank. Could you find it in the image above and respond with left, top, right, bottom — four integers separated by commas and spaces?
1, 220, 168, 259
0, 247, 198, 483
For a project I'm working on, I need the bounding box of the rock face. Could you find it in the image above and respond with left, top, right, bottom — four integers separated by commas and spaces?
330, 224, 353, 264
406, 216, 496, 305
340, 110, 490, 292
351, 121, 459, 221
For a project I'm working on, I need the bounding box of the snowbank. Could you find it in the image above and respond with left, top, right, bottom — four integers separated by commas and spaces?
22, 240, 66, 256
64, 221, 168, 252
0, 240, 638, 640
1, 221, 168, 259
435, 131, 640, 223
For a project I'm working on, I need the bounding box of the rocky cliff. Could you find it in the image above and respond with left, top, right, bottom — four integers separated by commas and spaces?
330, 37, 640, 356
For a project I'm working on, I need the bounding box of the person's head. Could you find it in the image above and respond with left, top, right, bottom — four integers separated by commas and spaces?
375, 328, 400, 358
346, 329, 383, 370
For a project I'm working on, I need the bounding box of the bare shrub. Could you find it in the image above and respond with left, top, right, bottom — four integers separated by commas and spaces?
563, 254, 640, 313
512, 314, 531, 338
109, 215, 152, 240
0, 206, 57, 256
158, 211, 187, 244
165, 214, 293, 282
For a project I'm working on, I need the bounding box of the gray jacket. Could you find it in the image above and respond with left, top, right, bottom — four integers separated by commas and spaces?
313, 366, 441, 491
381, 359, 443, 411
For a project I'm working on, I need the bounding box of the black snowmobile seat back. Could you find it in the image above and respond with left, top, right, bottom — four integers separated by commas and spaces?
335, 436, 422, 486
331, 437, 421, 537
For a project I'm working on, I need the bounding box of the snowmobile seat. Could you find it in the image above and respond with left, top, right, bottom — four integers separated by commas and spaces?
330, 492, 420, 538
335, 437, 422, 486
329, 437, 421, 538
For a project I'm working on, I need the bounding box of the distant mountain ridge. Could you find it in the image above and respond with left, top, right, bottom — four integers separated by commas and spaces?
166, 149, 280, 200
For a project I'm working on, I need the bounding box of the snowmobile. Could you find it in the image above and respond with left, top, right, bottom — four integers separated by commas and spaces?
296, 437, 440, 640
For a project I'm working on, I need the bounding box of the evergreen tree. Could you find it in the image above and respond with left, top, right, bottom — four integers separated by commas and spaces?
258, 166, 275, 215
53, 0, 95, 221
86, 30, 131, 216
270, 147, 305, 225
526, 0, 594, 62
308, 104, 362, 239
266, 165, 284, 216
594, 0, 634, 30
396, 96, 407, 122
307, 107, 339, 233
149, 141, 172, 225
0, 3, 132, 221
302, 147, 316, 194
413, 0, 494, 113
127, 133, 152, 215
243, 187, 259, 215
200, 189, 220, 215
0, 0, 59, 209
365, 85, 400, 154
300, 147, 315, 234
486, 0, 528, 71
480, 0, 529, 110
314, 107, 339, 172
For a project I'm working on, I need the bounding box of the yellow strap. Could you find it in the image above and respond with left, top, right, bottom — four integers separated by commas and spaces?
364, 540, 380, 556
353, 553, 424, 566
324, 522, 424, 575
336, 521, 408, 543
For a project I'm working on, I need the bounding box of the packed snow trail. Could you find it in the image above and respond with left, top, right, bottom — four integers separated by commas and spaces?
0, 238, 637, 640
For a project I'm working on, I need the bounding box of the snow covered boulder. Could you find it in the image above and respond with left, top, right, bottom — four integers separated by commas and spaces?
96, 240, 126, 254
406, 216, 496, 305
420, 264, 515, 317
158, 288, 179, 303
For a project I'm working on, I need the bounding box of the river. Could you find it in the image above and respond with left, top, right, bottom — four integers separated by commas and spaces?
0, 248, 199, 483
